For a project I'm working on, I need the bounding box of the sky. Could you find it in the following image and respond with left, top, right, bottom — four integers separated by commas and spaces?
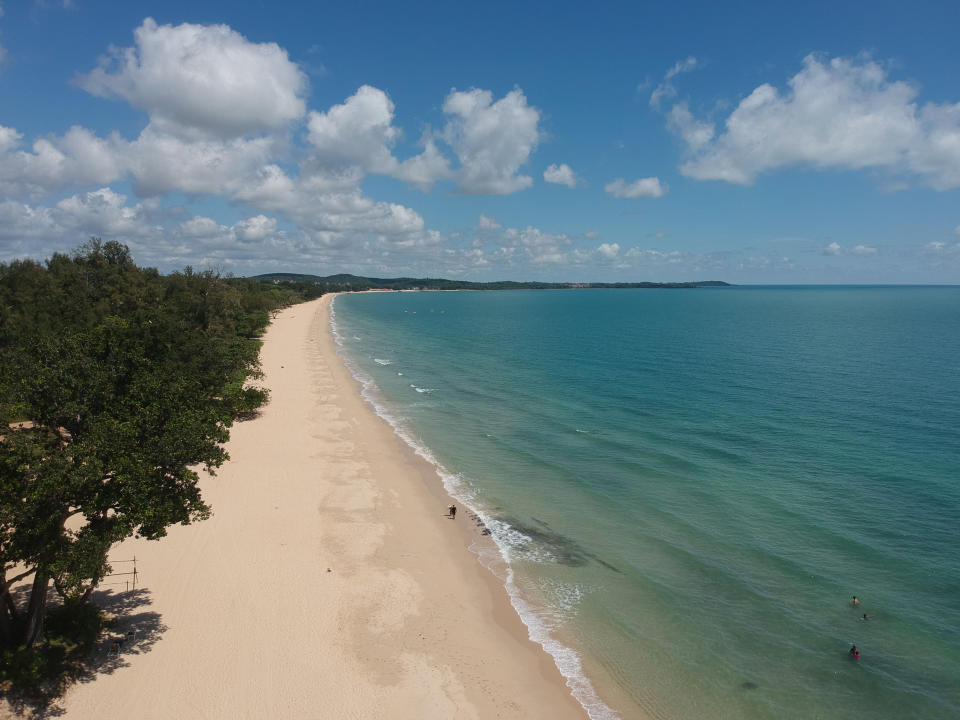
1, 0, 959, 283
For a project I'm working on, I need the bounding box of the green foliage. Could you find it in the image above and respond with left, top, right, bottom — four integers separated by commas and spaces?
1, 601, 105, 687
251, 272, 731, 292
1, 239, 303, 653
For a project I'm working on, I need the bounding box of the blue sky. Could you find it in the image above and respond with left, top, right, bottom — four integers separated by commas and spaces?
1, 0, 958, 282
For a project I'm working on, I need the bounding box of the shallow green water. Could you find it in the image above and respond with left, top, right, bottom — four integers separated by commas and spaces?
331, 287, 960, 720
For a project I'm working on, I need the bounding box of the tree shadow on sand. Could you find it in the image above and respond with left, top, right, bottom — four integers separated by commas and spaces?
3, 588, 166, 720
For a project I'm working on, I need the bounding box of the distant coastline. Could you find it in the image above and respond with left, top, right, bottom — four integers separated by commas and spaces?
251, 272, 731, 292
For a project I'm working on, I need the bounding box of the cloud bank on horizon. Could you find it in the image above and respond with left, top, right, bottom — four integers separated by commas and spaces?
0, 6, 958, 283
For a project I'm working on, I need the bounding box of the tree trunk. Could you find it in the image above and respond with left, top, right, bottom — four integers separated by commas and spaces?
23, 571, 49, 647
0, 592, 13, 648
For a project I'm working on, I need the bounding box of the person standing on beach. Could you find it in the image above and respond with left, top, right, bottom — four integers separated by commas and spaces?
448, 504, 456, 519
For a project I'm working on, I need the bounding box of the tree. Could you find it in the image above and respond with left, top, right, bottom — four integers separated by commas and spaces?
1, 241, 280, 650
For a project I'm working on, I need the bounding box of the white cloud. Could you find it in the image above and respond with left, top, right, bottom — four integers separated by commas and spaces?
0, 200, 59, 239
543, 163, 577, 188
2, 19, 561, 273
624, 247, 687, 264
306, 85, 400, 174
596, 242, 620, 259
442, 88, 541, 194
650, 56, 698, 109
393, 137, 452, 191
0, 124, 20, 153
126, 129, 278, 196
178, 216, 227, 239
80, 18, 307, 138
476, 214, 501, 231
54, 187, 156, 237
605, 177, 667, 198
176, 214, 285, 248
822, 242, 877, 257
234, 214, 278, 243
667, 103, 714, 151
671, 54, 960, 189
925, 240, 960, 256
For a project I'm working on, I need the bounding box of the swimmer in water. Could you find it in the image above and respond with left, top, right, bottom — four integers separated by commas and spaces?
862, 613, 869, 621
849, 645, 860, 659
852, 596, 860, 606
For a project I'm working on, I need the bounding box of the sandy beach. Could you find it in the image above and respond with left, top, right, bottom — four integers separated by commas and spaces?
9, 296, 586, 719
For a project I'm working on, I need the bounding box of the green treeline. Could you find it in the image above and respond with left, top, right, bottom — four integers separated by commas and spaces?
255, 272, 731, 291
0, 240, 310, 671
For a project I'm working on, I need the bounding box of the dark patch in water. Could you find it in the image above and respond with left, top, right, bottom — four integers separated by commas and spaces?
503, 517, 623, 574
740, 681, 759, 690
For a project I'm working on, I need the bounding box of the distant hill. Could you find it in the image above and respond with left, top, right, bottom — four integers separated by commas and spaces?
250, 273, 731, 291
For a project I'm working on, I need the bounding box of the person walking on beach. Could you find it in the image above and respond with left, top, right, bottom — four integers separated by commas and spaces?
448, 504, 456, 519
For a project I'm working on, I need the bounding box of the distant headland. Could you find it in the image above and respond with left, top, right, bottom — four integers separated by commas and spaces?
250, 272, 731, 292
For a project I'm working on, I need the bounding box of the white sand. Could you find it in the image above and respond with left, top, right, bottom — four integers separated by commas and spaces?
13, 296, 587, 719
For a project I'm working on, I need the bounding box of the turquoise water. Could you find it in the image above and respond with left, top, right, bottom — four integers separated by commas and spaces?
330, 287, 960, 720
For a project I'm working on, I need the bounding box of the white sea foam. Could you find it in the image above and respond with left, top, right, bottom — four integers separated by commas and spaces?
328, 294, 619, 720
374, 358, 392, 365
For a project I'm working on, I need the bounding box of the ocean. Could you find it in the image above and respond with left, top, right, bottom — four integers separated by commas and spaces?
328, 286, 960, 720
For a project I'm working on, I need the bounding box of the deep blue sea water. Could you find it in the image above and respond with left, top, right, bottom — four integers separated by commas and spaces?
329, 287, 960, 720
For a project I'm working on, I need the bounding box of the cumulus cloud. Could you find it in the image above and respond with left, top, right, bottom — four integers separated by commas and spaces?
476, 214, 501, 231
0, 125, 130, 197
442, 88, 541, 194
596, 242, 620, 259
669, 54, 960, 189
393, 137, 452, 191
543, 163, 577, 188
80, 18, 307, 138
306, 85, 400, 174
0, 200, 60, 239
823, 241, 877, 256
176, 214, 285, 248
233, 214, 278, 243
605, 177, 667, 198
1, 18, 556, 273
667, 103, 714, 151
954, 224, 960, 236
127, 130, 280, 196
503, 226, 570, 264
925, 240, 960, 256
54, 187, 157, 237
